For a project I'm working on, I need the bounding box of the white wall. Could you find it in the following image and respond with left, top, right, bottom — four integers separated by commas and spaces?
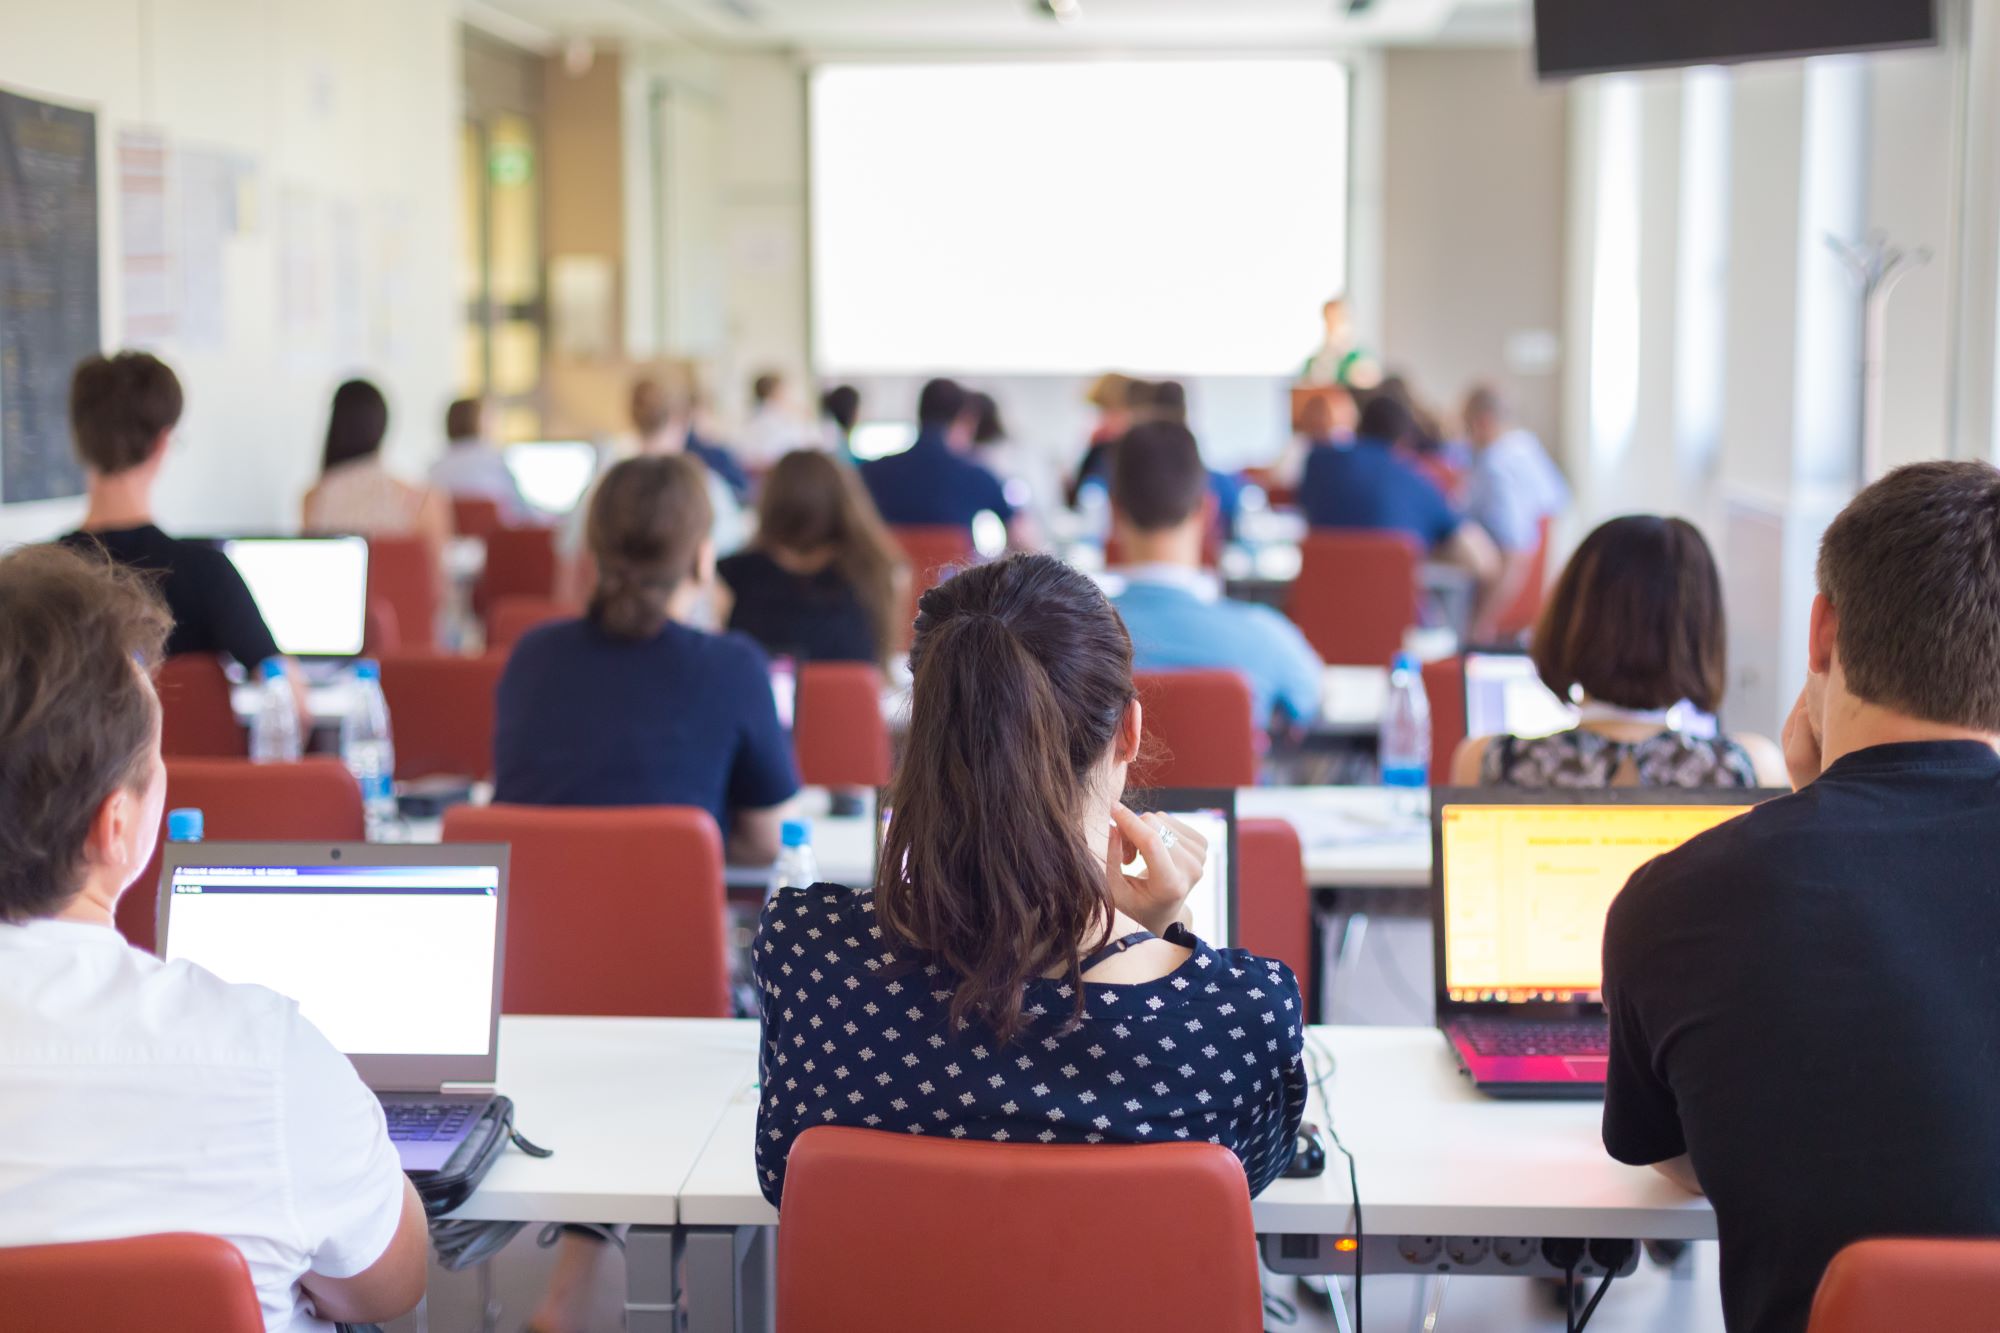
0, 0, 461, 544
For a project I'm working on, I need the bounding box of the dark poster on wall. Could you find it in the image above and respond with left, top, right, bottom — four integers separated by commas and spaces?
0, 87, 99, 504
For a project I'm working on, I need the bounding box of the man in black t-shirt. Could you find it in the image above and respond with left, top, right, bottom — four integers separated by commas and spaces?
1602, 461, 2000, 1333
56, 352, 281, 672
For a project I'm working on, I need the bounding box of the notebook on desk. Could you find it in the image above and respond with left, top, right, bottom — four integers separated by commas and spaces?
1429, 789, 1774, 1098
159, 842, 511, 1172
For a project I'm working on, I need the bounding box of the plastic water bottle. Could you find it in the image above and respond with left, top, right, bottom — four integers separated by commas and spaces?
768, 819, 818, 900
249, 659, 302, 763
166, 808, 204, 843
341, 659, 398, 839
1380, 652, 1431, 805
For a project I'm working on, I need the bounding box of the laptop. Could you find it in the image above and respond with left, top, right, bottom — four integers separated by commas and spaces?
221, 536, 370, 670
505, 440, 598, 516
873, 787, 1238, 947
158, 842, 510, 1172
1430, 789, 1774, 1098
1461, 651, 1577, 741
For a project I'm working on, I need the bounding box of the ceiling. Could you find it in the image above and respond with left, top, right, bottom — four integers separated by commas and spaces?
463, 0, 1530, 54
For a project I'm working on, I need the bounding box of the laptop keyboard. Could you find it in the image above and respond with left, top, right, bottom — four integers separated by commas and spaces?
383, 1101, 477, 1143
1456, 1017, 1609, 1058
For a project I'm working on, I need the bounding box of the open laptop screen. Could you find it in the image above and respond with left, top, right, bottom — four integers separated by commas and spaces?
505, 440, 598, 515
1463, 651, 1578, 741
1437, 800, 1749, 1004
222, 537, 369, 658
161, 855, 502, 1079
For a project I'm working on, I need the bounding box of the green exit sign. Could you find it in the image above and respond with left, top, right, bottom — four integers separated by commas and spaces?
489, 142, 533, 186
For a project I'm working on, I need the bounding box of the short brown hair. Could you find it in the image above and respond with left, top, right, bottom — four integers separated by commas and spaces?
70, 351, 183, 475
446, 397, 484, 442
587, 455, 713, 640
0, 544, 170, 921
1532, 515, 1727, 714
1816, 460, 2000, 730
1110, 423, 1206, 532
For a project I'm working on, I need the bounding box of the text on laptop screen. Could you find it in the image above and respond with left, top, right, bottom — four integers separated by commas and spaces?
1464, 653, 1578, 741
164, 863, 500, 1056
1439, 803, 1746, 1002
505, 441, 597, 515
222, 538, 369, 658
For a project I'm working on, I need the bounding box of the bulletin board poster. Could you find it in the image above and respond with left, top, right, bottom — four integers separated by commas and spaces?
0, 88, 100, 505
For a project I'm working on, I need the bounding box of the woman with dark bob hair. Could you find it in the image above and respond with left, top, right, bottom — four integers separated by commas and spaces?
750, 553, 1307, 1205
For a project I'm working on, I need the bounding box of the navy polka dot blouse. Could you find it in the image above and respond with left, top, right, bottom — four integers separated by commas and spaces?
753, 882, 1308, 1205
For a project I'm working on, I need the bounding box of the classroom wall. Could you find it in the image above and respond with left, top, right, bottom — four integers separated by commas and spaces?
0, 0, 460, 545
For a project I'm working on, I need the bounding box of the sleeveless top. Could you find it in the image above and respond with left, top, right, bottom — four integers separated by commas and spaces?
1480, 728, 1759, 789
303, 458, 432, 537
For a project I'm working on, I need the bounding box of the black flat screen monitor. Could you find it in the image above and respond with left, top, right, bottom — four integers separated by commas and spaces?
1534, 0, 1937, 80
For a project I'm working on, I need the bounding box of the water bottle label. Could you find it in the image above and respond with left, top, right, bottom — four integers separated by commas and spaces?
1382, 764, 1428, 789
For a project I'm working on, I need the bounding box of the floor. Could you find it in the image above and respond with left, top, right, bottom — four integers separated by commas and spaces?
391, 900, 1729, 1333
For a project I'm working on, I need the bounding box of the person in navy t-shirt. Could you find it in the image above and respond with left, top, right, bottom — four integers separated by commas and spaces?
859, 378, 1030, 546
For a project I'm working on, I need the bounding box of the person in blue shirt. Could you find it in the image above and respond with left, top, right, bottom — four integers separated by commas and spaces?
1458, 383, 1569, 638
860, 378, 1029, 545
1299, 392, 1500, 613
753, 553, 1306, 1205
1107, 422, 1324, 730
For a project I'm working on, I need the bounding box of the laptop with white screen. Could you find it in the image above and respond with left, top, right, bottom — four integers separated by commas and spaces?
1462, 651, 1578, 742
505, 441, 598, 516
1430, 789, 1775, 1098
221, 536, 370, 660
158, 842, 509, 1172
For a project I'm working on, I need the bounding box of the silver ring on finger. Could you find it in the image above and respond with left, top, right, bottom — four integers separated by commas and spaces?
1157, 826, 1179, 853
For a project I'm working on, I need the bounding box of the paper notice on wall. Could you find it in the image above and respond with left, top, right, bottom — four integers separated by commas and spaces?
277, 185, 328, 368
331, 200, 365, 368
370, 198, 417, 367
118, 128, 174, 345
180, 146, 256, 350
550, 253, 616, 360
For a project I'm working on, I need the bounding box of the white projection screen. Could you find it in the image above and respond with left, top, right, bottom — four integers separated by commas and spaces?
809, 60, 1349, 376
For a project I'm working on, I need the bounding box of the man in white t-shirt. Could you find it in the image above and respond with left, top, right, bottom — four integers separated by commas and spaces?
0, 544, 428, 1333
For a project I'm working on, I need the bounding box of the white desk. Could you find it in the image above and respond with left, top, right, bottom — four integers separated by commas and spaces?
1239, 786, 1432, 890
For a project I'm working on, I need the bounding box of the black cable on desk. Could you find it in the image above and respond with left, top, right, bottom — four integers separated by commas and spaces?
1303, 1033, 1361, 1333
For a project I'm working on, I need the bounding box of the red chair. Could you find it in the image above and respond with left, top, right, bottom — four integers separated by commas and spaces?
120, 757, 365, 957
0, 1233, 264, 1333
779, 1128, 1263, 1333
479, 527, 559, 612
794, 662, 892, 789
364, 598, 402, 655
1238, 818, 1311, 1003
487, 595, 575, 653
1493, 515, 1554, 639
1287, 530, 1421, 666
442, 804, 730, 1016
155, 655, 245, 758
451, 496, 505, 539
890, 524, 976, 648
1808, 1238, 2000, 1333
377, 652, 507, 781
1132, 670, 1259, 789
1422, 656, 1467, 784
367, 536, 438, 653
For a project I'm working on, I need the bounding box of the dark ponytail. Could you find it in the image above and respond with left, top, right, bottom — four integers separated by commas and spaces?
876, 554, 1137, 1041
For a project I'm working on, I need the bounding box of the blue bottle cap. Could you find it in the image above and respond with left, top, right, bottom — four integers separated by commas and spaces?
352, 658, 380, 681
1391, 651, 1418, 673
781, 819, 811, 848
166, 808, 205, 842
260, 657, 287, 681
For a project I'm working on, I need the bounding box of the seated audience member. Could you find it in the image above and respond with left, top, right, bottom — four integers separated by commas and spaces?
496, 455, 799, 863
0, 544, 427, 1333
1272, 386, 1357, 491
623, 375, 751, 502
1108, 423, 1323, 729
1299, 393, 1499, 596
1453, 515, 1785, 787
718, 450, 904, 666
59, 352, 284, 674
753, 553, 1306, 1204
1459, 383, 1568, 637
968, 389, 1061, 537
820, 383, 862, 461
1066, 371, 1135, 508
302, 379, 453, 562
740, 369, 813, 469
859, 378, 1025, 545
428, 397, 529, 523
1073, 380, 1244, 541
1602, 461, 2000, 1333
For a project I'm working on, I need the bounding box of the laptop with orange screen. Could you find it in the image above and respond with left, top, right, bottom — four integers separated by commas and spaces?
1430, 789, 1779, 1098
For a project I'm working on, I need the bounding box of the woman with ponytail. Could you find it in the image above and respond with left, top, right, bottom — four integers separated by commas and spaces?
493, 454, 800, 863
751, 552, 1306, 1205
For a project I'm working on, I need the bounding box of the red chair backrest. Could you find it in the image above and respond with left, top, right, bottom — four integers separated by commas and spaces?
1493, 514, 1554, 639
367, 536, 438, 653
487, 596, 574, 653
1238, 818, 1311, 1004
119, 757, 365, 957
364, 598, 402, 655
155, 655, 245, 758
0, 1233, 264, 1333
1808, 1238, 2000, 1333
377, 652, 507, 780
1422, 656, 1467, 784
480, 527, 559, 608
1133, 670, 1259, 788
442, 803, 729, 1016
794, 662, 892, 789
889, 525, 976, 649
1287, 530, 1421, 666
779, 1128, 1263, 1333
451, 496, 505, 539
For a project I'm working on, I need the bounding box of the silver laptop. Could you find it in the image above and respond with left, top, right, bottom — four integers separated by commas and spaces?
158, 842, 509, 1172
